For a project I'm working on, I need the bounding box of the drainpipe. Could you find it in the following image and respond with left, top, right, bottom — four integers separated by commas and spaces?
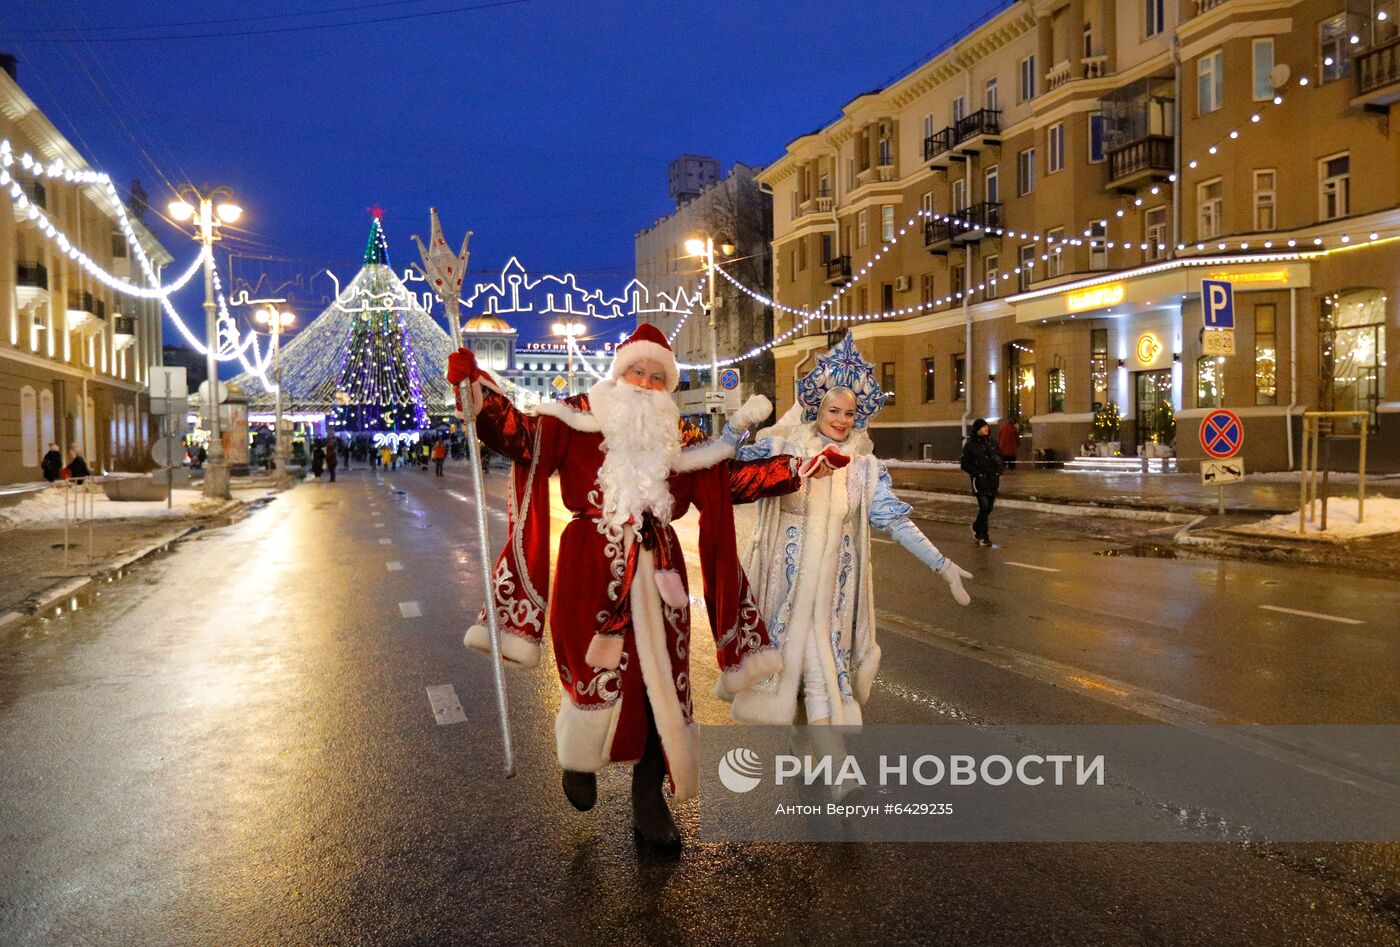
1286, 285, 1299, 469
962, 253, 973, 439
1171, 32, 1182, 260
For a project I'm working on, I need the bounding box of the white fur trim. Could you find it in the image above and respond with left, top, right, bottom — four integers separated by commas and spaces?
852, 642, 882, 703
584, 634, 624, 670
464, 623, 541, 669
715, 647, 783, 700
631, 544, 701, 802
556, 690, 623, 772
729, 394, 773, 431
611, 339, 679, 392
670, 438, 735, 473
532, 399, 601, 432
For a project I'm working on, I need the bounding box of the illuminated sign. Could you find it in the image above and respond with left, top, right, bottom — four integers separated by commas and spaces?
1137, 333, 1163, 364
1205, 270, 1288, 285
1067, 284, 1125, 312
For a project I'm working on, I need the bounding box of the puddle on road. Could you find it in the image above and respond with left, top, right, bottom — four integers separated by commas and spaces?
1094, 544, 1180, 559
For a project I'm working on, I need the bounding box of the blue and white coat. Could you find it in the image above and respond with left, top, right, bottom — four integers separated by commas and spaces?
724, 420, 947, 726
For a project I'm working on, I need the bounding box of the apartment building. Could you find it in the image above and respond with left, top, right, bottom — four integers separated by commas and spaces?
636, 160, 774, 430
0, 58, 172, 484
761, 0, 1400, 471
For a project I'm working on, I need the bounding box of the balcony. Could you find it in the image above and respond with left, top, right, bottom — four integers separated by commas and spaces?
1106, 135, 1173, 190
925, 128, 956, 168
1355, 35, 1400, 108
1082, 55, 1108, 79
19, 179, 47, 212
950, 202, 1003, 244
796, 192, 836, 218
925, 218, 954, 253
114, 315, 137, 351
953, 108, 1001, 150
1194, 0, 1228, 14
1046, 60, 1074, 91
825, 255, 852, 285
67, 290, 104, 336
16, 261, 49, 311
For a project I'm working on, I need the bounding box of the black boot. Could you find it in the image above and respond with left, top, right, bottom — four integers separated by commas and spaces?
562, 769, 596, 812
632, 721, 681, 849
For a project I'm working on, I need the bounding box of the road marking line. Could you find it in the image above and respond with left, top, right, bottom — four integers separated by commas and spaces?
379, 538, 393, 545
425, 684, 467, 725
399, 601, 422, 618
1004, 561, 1060, 573
1258, 605, 1362, 626
372, 511, 381, 517
374, 523, 386, 528
386, 561, 402, 571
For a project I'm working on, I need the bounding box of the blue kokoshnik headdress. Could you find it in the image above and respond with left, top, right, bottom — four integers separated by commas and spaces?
796, 331, 888, 429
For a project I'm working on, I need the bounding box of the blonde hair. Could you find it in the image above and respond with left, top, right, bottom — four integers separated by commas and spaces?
817, 386, 857, 417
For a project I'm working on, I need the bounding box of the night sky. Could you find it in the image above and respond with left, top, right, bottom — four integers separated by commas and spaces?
2, 0, 1009, 367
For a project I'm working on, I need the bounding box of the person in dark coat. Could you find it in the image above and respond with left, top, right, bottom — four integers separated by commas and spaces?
311, 441, 325, 479
64, 443, 91, 484
325, 438, 338, 483
41, 442, 63, 482
998, 419, 1021, 470
960, 418, 1004, 546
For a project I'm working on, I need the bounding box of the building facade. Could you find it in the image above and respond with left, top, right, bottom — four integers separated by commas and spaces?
0, 61, 172, 484
636, 161, 774, 430
761, 0, 1400, 471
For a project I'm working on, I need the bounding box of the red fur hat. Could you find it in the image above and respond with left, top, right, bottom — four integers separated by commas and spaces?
610, 322, 679, 392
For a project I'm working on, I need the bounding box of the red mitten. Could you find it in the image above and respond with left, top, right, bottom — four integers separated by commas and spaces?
800, 445, 852, 478
446, 347, 483, 387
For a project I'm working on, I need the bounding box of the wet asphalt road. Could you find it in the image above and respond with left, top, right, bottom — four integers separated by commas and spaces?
2, 462, 1400, 946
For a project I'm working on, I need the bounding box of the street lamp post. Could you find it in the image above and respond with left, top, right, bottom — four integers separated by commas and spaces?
552, 320, 584, 396
255, 305, 295, 489
168, 186, 243, 500
683, 233, 735, 431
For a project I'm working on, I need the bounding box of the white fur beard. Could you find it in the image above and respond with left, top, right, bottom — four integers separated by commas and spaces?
589, 378, 681, 533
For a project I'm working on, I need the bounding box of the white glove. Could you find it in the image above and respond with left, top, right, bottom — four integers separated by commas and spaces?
727, 394, 773, 432
939, 559, 973, 606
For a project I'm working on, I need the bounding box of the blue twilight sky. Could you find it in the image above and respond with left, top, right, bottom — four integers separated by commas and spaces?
2, 0, 1009, 368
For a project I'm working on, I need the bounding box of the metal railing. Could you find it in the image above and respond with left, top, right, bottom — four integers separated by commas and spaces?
67, 290, 96, 313
950, 201, 1004, 241
925, 218, 954, 246
17, 261, 48, 289
1299, 410, 1369, 533
825, 255, 851, 283
953, 108, 1001, 144
924, 128, 955, 162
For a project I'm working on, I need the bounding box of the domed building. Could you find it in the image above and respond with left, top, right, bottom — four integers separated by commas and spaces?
461, 313, 517, 376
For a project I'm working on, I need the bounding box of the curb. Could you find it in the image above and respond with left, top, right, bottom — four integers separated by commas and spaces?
900, 489, 1193, 524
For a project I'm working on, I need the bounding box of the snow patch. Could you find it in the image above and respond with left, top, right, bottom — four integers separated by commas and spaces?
1232, 497, 1400, 543
0, 488, 219, 530
883, 460, 962, 470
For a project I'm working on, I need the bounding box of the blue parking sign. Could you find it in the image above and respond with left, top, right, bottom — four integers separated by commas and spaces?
1202, 278, 1235, 328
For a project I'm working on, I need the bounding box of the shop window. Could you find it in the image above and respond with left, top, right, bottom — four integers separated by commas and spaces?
1006, 340, 1036, 421
1090, 327, 1109, 409
1197, 355, 1223, 408
1255, 303, 1277, 405
1049, 368, 1066, 413
1320, 289, 1386, 432
882, 362, 897, 404
953, 354, 966, 401
922, 358, 936, 402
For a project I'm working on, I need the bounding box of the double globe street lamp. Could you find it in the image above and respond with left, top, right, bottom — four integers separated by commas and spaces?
168, 186, 243, 499
254, 305, 295, 489
683, 233, 735, 429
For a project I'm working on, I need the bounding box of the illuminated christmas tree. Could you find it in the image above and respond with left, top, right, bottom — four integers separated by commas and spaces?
331, 212, 430, 431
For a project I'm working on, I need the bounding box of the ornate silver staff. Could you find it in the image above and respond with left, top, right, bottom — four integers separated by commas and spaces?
415, 209, 516, 777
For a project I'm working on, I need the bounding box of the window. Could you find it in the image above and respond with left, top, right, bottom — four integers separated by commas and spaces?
882, 282, 894, 312
953, 354, 966, 401
1046, 227, 1065, 278
881, 362, 897, 403
1145, 0, 1164, 38
111, 233, 128, 258
820, 233, 833, 264
1090, 328, 1109, 408
1017, 147, 1037, 196
1084, 22, 1094, 59
985, 77, 999, 112
857, 210, 869, 247
798, 238, 809, 271
1252, 38, 1275, 101
1320, 289, 1386, 431
1048, 122, 1065, 174
1320, 153, 1350, 220
924, 113, 935, 141
985, 254, 1000, 298
1089, 221, 1108, 270
1048, 368, 1066, 413
922, 358, 936, 402
1255, 303, 1278, 405
878, 123, 894, 166
788, 249, 797, 282
1320, 14, 1353, 83
921, 190, 934, 217
857, 287, 869, 315
1019, 244, 1036, 291
952, 95, 966, 124
952, 178, 966, 213
1088, 114, 1105, 163
920, 273, 934, 305
1197, 50, 1224, 115
1197, 356, 1223, 408
951, 264, 966, 297
790, 192, 800, 220
1020, 55, 1037, 103
818, 173, 830, 198
20, 386, 38, 467
1253, 170, 1276, 231
985, 165, 999, 205
1197, 178, 1223, 240
1145, 206, 1168, 261
847, 157, 856, 191
881, 205, 895, 242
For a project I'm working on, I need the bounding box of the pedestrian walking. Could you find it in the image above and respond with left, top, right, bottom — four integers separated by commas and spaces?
961, 418, 1005, 546
998, 418, 1021, 470
41, 442, 63, 483
432, 439, 446, 477
380, 445, 394, 470
325, 438, 338, 483
311, 441, 325, 479
63, 443, 90, 484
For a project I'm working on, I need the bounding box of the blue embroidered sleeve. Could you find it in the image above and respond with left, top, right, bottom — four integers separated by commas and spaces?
871, 463, 947, 572
734, 436, 774, 463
